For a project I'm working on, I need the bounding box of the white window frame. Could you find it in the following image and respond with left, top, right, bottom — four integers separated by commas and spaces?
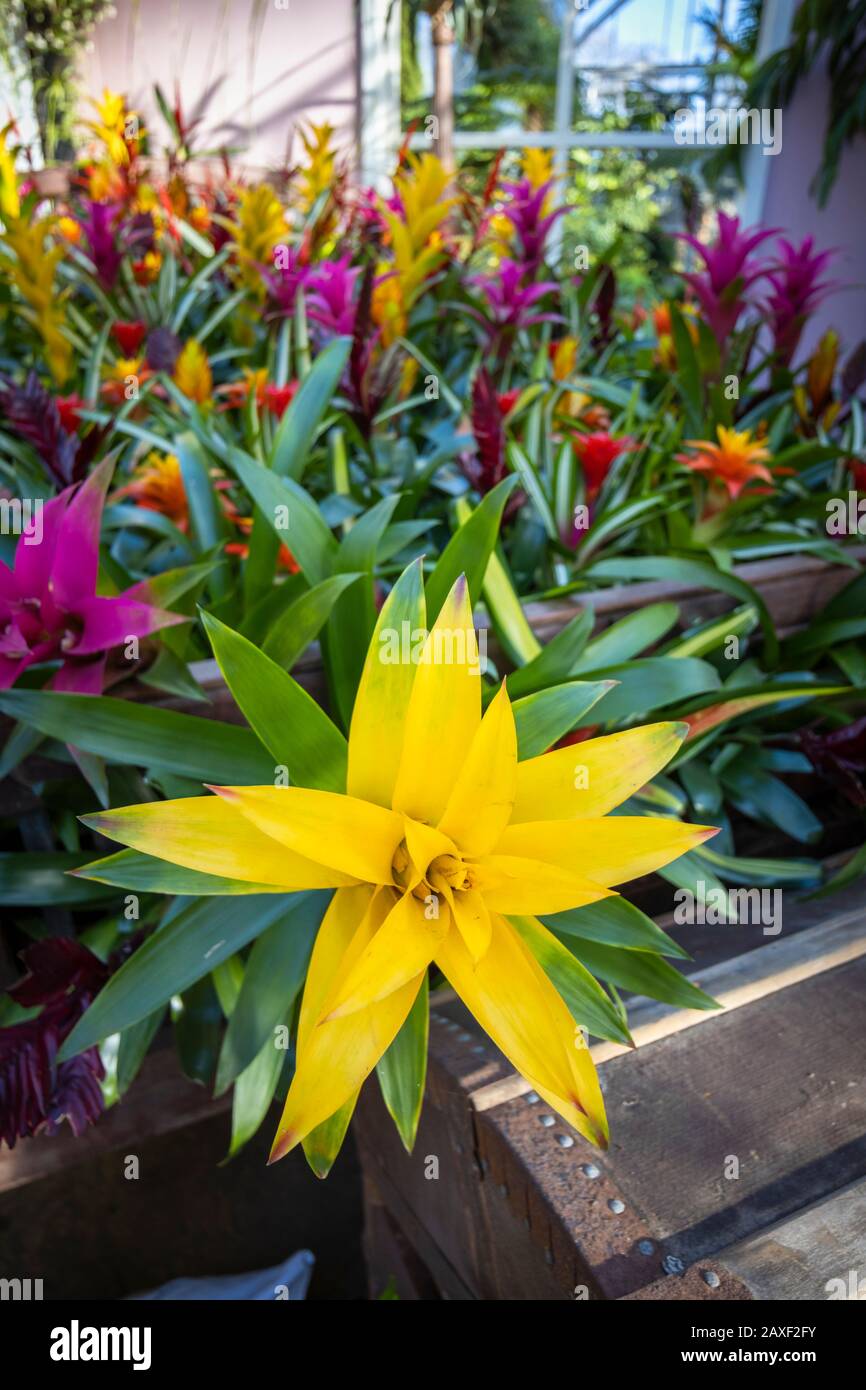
360, 0, 797, 237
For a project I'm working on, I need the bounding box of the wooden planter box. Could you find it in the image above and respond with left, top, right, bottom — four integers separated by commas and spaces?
355, 863, 866, 1301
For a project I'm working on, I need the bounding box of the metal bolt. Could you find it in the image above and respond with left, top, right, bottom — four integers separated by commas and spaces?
638, 1239, 654, 1256
498, 1183, 508, 1197
608, 1198, 625, 1214
702, 1270, 721, 1289
471, 1044, 485, 1054
662, 1254, 686, 1277
539, 1114, 555, 1128
556, 1134, 574, 1149
582, 1163, 601, 1180
526, 1092, 540, 1104
544, 1249, 554, 1266
458, 1031, 472, 1042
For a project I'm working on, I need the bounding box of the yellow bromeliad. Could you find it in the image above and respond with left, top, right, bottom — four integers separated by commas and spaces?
374, 152, 456, 345
229, 183, 287, 295
83, 88, 142, 167
173, 338, 213, 404
82, 566, 714, 1167
296, 121, 337, 213
1, 216, 71, 385
0, 132, 70, 384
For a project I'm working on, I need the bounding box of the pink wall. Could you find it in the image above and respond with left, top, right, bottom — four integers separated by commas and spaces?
761, 61, 866, 365
78, 0, 358, 173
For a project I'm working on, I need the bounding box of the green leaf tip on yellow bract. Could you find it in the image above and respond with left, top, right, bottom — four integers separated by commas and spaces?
77, 569, 718, 1171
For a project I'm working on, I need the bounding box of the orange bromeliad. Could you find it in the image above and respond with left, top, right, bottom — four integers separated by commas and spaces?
677, 425, 776, 501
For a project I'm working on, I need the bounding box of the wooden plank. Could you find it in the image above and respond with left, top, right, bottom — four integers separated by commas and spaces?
586, 955, 866, 1268
717, 1179, 866, 1301
590, 902, 866, 1063
520, 550, 865, 645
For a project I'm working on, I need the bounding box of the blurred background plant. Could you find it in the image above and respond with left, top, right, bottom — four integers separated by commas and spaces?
0, 0, 116, 162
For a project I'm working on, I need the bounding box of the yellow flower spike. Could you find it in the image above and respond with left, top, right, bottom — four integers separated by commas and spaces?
297, 121, 338, 213
230, 183, 287, 293
83, 569, 718, 1166
0, 126, 20, 221
391, 574, 481, 824
173, 338, 213, 404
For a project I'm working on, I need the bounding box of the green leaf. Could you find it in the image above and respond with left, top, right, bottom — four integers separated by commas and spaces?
0, 852, 119, 906
584, 556, 779, 665
262, 573, 361, 669
479, 544, 542, 666
583, 658, 721, 723
543, 895, 689, 959
323, 496, 401, 727
0, 691, 274, 783
694, 844, 823, 888
505, 608, 595, 700
560, 934, 719, 1012
510, 915, 633, 1044
202, 610, 348, 792
215, 894, 324, 1094
59, 892, 327, 1059
72, 849, 279, 895
302, 1097, 357, 1178
376, 975, 429, 1152
270, 336, 351, 478
679, 759, 723, 815
572, 602, 681, 672
427, 476, 520, 618
175, 431, 229, 595
174, 976, 223, 1085
227, 1027, 288, 1158
505, 441, 558, 540
116, 1008, 165, 1097
228, 448, 337, 584
807, 840, 866, 898
511, 680, 614, 758
719, 759, 823, 845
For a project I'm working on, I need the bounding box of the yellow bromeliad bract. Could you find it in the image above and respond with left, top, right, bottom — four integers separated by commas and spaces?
82, 564, 714, 1167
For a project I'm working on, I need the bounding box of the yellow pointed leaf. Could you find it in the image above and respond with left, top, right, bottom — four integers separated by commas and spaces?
438, 683, 517, 856
401, 816, 455, 889
477, 854, 612, 915
435, 913, 608, 1147
450, 888, 492, 963
495, 816, 717, 887
210, 784, 404, 885
511, 723, 688, 823
392, 575, 481, 824
270, 972, 423, 1162
347, 559, 425, 808
81, 797, 356, 889
321, 891, 445, 1019
297, 884, 381, 1054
